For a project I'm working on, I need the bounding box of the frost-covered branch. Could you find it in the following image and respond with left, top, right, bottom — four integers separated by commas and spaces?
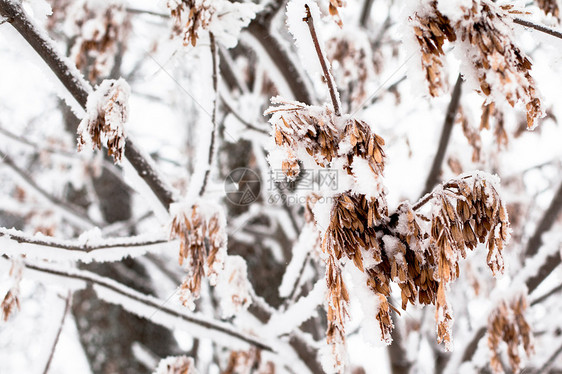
0, 0, 175, 210
514, 17, 562, 41
0, 227, 172, 263
17, 259, 275, 353
303, 4, 341, 116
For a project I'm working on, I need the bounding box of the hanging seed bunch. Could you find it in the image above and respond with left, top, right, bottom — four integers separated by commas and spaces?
325, 33, 374, 109
411, 1, 543, 128
170, 203, 227, 310
224, 348, 275, 374
1, 259, 23, 321
67, 1, 129, 81
328, 0, 344, 27
458, 106, 482, 162
77, 78, 130, 163
536, 0, 560, 19
411, 1, 457, 97
168, 0, 212, 47
487, 293, 534, 373
215, 256, 252, 318
480, 102, 509, 150
154, 355, 199, 374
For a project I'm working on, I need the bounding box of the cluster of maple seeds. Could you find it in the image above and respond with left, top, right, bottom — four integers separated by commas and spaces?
170, 204, 226, 309
412, 2, 457, 97
487, 294, 534, 374
78, 79, 129, 163
536, 0, 560, 19
168, 0, 212, 47
413, 0, 543, 128
223, 348, 275, 374
70, 3, 129, 81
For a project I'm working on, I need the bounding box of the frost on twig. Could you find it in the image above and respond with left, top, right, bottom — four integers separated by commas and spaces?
77, 78, 129, 163
410, 0, 544, 128
487, 293, 534, 373
167, 0, 259, 48
153, 355, 199, 374
169, 202, 227, 310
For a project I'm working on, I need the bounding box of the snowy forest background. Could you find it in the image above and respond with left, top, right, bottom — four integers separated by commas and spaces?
1, 0, 562, 373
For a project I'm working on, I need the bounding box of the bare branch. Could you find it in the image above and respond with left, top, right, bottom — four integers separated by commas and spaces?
0, 0, 175, 210
304, 4, 342, 116
422, 74, 463, 196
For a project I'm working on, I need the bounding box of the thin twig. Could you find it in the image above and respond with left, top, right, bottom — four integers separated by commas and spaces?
0, 0, 175, 210
200, 32, 220, 196
514, 18, 562, 40
304, 4, 342, 116
42, 292, 72, 374
360, 0, 375, 27
531, 281, 562, 306
536, 341, 562, 374
422, 74, 463, 196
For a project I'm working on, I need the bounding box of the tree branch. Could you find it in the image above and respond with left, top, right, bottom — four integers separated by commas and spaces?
304, 4, 342, 116
199, 32, 219, 196
422, 74, 463, 196
42, 292, 72, 374
20, 259, 276, 353
0, 226, 172, 263
360, 0, 375, 27
0, 0, 175, 210
514, 18, 562, 40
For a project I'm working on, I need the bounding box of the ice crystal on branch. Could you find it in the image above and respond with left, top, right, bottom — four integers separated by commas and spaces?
77, 78, 129, 163
170, 202, 227, 310
487, 293, 534, 373
153, 355, 198, 374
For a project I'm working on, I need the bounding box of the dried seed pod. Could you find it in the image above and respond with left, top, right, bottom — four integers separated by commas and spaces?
169, 0, 212, 47
536, 0, 560, 19
488, 294, 534, 373
77, 78, 130, 163
154, 355, 199, 374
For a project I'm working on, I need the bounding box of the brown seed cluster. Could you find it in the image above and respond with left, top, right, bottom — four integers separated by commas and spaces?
1, 260, 23, 322
480, 103, 508, 150
412, 1, 543, 128
78, 79, 129, 163
412, 2, 457, 97
69, 3, 129, 82
458, 106, 482, 162
488, 294, 534, 373
328, 0, 345, 27
154, 355, 198, 374
536, 0, 560, 19
325, 35, 373, 109
170, 204, 226, 309
224, 348, 275, 374
169, 0, 212, 47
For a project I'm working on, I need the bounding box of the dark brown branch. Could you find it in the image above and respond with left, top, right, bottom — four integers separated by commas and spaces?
422, 74, 463, 196
304, 4, 342, 116
514, 18, 562, 40
246, 20, 313, 104
360, 0, 375, 27
200, 32, 219, 196
42, 292, 72, 374
23, 261, 275, 352
537, 341, 562, 374
525, 182, 562, 258
531, 280, 562, 306
0, 0, 174, 210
